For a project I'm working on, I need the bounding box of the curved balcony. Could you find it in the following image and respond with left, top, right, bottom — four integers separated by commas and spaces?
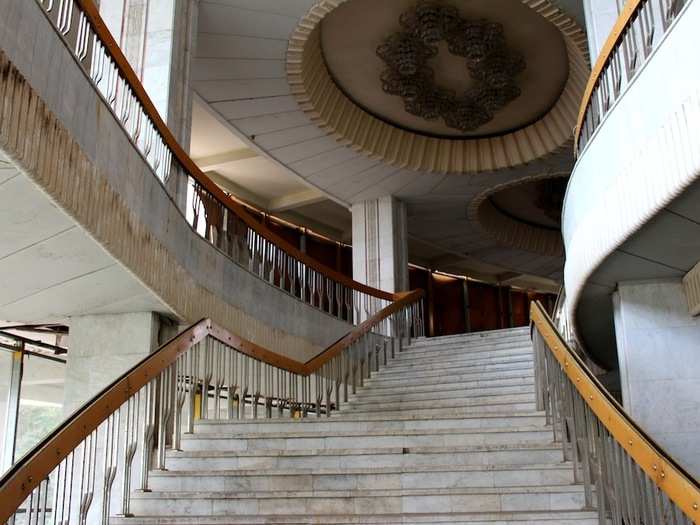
563, 0, 700, 367
0, 0, 403, 361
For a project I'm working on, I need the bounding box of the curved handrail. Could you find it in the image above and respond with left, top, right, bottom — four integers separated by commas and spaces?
574, 0, 686, 154
0, 290, 423, 522
530, 301, 700, 521
42, 0, 393, 304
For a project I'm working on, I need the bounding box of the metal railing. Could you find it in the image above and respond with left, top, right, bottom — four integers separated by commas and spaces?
575, 0, 688, 155
0, 291, 424, 525
531, 301, 700, 524
33, 0, 395, 324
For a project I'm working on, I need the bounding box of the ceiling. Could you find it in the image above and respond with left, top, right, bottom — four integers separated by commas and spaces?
189, 99, 354, 240
321, 0, 569, 138
190, 0, 588, 291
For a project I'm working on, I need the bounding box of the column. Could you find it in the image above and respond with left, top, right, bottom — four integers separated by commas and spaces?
63, 313, 161, 414
612, 279, 700, 479
351, 196, 409, 293
582, 0, 622, 62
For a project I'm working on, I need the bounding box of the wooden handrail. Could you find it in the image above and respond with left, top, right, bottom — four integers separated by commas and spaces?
72, 0, 394, 302
0, 319, 210, 522
574, 0, 642, 151
304, 290, 424, 371
530, 301, 700, 520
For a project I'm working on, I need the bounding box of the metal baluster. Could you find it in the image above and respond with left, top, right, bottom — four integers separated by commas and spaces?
78, 432, 97, 525
325, 361, 334, 416
228, 348, 238, 420
253, 360, 261, 419
101, 411, 120, 525
212, 342, 224, 419
173, 355, 187, 449
201, 339, 213, 419
240, 356, 249, 420
119, 392, 139, 517
334, 355, 342, 412
139, 381, 156, 492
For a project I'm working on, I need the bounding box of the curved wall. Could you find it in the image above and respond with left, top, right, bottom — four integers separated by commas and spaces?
562, 0, 700, 361
0, 0, 351, 361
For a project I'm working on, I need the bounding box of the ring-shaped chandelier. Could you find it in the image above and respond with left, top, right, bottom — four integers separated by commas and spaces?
377, 1, 526, 133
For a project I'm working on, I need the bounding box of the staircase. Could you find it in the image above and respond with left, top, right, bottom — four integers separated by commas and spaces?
119, 327, 598, 524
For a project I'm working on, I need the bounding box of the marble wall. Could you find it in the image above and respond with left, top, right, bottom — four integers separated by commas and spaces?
613, 279, 700, 479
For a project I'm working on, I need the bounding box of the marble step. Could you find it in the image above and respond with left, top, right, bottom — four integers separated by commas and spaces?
111, 509, 598, 524
361, 370, 534, 391
405, 335, 530, 351
403, 337, 531, 354
411, 335, 530, 347
346, 389, 536, 410
193, 413, 548, 434
333, 404, 538, 419
364, 362, 535, 384
164, 443, 564, 470
392, 347, 533, 366
353, 376, 534, 399
178, 425, 553, 452
360, 374, 534, 393
128, 485, 587, 516
399, 344, 532, 362
147, 463, 575, 492
408, 328, 529, 346
375, 356, 534, 377
342, 392, 536, 412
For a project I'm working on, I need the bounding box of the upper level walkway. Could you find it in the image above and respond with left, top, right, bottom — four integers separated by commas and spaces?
0, 0, 404, 362
561, 0, 700, 367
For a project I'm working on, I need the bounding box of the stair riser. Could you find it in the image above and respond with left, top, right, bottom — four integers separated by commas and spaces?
409, 331, 529, 346
180, 430, 553, 452
391, 348, 532, 368
402, 338, 532, 354
344, 393, 536, 412
405, 338, 531, 353
335, 404, 539, 418
113, 517, 598, 525
396, 344, 532, 360
365, 363, 534, 384
349, 384, 535, 404
193, 415, 548, 434
381, 355, 534, 375
359, 373, 534, 393
165, 448, 564, 471
129, 491, 585, 516
149, 468, 575, 492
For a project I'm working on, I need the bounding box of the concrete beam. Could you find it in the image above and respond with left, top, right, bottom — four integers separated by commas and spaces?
496, 272, 522, 284
206, 171, 268, 209
268, 190, 325, 212
193, 148, 258, 170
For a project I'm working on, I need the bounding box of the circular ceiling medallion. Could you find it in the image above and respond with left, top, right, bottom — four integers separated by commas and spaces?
376, 1, 526, 134
468, 173, 569, 256
287, 0, 589, 173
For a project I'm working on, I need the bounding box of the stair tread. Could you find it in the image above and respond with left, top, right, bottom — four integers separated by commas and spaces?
181, 425, 550, 440
149, 462, 573, 477
194, 412, 546, 426
168, 442, 562, 458
112, 509, 598, 524
131, 484, 586, 499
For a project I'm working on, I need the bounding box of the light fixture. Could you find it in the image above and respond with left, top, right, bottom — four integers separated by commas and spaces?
377, 0, 526, 132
